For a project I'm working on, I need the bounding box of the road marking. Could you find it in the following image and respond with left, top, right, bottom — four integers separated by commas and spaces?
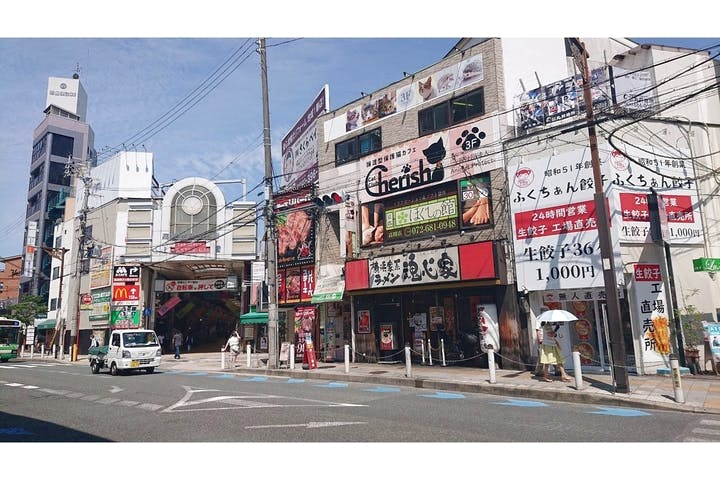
81, 395, 102, 401
96, 398, 120, 405
22, 385, 40, 389
287, 379, 305, 383
209, 374, 234, 379
137, 403, 164, 411
40, 389, 69, 395
246, 421, 367, 430
109, 386, 123, 394
5, 383, 23, 387
691, 428, 720, 436
0, 427, 34, 435
238, 376, 268, 382
116, 400, 140, 407
589, 407, 651, 417
365, 387, 401, 393
419, 391, 465, 399
314, 382, 348, 388
184, 372, 209, 376
701, 419, 720, 427
64, 392, 85, 398
494, 399, 548, 408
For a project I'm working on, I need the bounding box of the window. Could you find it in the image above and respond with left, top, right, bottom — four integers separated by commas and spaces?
170, 185, 217, 240
50, 134, 74, 159
52, 266, 60, 279
50, 298, 57, 311
418, 87, 485, 136
335, 128, 381, 165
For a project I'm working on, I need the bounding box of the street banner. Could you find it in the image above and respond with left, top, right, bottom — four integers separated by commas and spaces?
303, 332, 317, 369
631, 264, 671, 374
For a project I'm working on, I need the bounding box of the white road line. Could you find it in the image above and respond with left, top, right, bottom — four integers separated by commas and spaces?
22, 385, 39, 389
700, 419, 720, 427
64, 392, 85, 398
81, 395, 102, 401
39, 389, 69, 395
116, 400, 140, 407
246, 421, 367, 430
96, 398, 119, 405
137, 403, 163, 411
691, 428, 720, 436
5, 383, 23, 387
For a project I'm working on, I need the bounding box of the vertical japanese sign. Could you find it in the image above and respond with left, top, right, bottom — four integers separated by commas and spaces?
507, 150, 616, 292
704, 322, 720, 366
632, 264, 670, 373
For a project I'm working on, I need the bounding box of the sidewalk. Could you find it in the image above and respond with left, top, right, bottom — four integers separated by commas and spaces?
45, 350, 720, 415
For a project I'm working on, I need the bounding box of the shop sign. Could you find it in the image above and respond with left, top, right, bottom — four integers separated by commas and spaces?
693, 257, 720, 272
704, 322, 720, 365
507, 150, 623, 292
164, 278, 228, 292
110, 305, 140, 329
278, 266, 314, 305
157, 295, 181, 317
112, 284, 140, 305
112, 264, 140, 281
170, 242, 210, 254
294, 306, 316, 361
384, 193, 459, 242
368, 246, 459, 289
631, 264, 671, 373
80, 293, 93, 310
89, 246, 113, 289
89, 287, 111, 321
276, 208, 315, 268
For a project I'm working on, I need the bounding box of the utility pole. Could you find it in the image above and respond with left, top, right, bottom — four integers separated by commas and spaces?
569, 38, 629, 393
65, 156, 93, 361
259, 38, 278, 368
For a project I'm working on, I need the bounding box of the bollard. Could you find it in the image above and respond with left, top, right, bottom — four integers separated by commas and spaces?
670, 354, 685, 403
52, 345, 56, 358
41, 345, 45, 357
220, 348, 225, 369
427, 339, 433, 366
246, 344, 252, 368
572, 351, 584, 390
30, 345, 34, 359
420, 341, 426, 365
405, 344, 412, 378
440, 339, 446, 367
487, 345, 497, 384
290, 344, 295, 370
20, 345, 25, 358
344, 344, 350, 373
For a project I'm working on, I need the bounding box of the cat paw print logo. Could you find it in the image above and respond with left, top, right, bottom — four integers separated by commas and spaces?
514, 166, 534, 188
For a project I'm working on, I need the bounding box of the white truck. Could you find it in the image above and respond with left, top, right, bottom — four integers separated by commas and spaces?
88, 329, 162, 375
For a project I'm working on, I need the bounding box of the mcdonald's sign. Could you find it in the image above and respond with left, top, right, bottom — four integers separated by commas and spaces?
112, 284, 140, 305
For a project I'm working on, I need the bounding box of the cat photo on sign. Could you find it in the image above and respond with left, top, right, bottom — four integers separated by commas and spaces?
378, 91, 396, 118
345, 107, 361, 132
418, 75, 437, 101
361, 100, 379, 124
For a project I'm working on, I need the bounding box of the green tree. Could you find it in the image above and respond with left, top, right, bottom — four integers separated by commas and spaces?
9, 295, 47, 326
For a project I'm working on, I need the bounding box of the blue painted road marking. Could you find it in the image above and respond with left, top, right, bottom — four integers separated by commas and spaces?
0, 428, 34, 435
209, 374, 234, 379
365, 387, 401, 393
419, 391, 465, 399
494, 399, 548, 408
238, 376, 268, 382
287, 378, 305, 383
184, 372, 209, 376
589, 407, 651, 417
315, 382, 348, 388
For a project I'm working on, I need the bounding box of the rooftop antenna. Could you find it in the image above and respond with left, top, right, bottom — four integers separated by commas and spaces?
73, 62, 81, 79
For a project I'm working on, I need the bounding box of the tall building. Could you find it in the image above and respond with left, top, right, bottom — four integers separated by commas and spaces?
21, 74, 96, 302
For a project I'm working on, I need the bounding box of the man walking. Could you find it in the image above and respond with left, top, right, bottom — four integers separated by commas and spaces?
172, 330, 183, 359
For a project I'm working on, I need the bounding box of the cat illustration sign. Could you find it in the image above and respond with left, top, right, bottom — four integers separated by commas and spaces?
112, 284, 140, 305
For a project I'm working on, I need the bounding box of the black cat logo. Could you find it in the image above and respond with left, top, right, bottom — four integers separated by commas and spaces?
422, 137, 446, 183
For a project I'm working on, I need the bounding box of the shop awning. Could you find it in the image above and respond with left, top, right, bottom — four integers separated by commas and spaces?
35, 319, 57, 330
311, 274, 345, 304
239, 307, 268, 325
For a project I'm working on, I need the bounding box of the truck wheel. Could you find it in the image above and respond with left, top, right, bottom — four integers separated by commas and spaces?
146, 367, 155, 374
91, 361, 100, 374
110, 363, 118, 376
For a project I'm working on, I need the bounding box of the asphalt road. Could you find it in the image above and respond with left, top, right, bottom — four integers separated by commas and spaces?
2, 359, 720, 443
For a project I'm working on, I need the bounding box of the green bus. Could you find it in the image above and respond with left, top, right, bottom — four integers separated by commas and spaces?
0, 318, 22, 362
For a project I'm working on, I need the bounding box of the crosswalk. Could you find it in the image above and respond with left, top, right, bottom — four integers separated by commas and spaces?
683, 419, 720, 442
0, 362, 60, 369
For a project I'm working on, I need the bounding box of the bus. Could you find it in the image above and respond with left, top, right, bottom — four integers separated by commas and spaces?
0, 318, 22, 362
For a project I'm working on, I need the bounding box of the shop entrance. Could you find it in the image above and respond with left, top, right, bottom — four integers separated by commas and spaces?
374, 303, 403, 362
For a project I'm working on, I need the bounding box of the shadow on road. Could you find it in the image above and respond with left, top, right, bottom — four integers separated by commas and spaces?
0, 411, 110, 442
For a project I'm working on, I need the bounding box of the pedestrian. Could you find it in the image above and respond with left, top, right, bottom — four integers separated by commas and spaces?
186, 329, 193, 353
224, 330, 241, 366
539, 321, 571, 382
172, 330, 183, 359
90, 334, 99, 349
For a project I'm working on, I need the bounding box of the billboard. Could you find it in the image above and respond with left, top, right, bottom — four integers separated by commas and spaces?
281, 86, 328, 191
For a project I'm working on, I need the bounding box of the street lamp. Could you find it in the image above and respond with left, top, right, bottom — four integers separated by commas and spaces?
569, 38, 630, 393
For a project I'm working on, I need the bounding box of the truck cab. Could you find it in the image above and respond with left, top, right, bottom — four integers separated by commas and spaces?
90, 329, 162, 375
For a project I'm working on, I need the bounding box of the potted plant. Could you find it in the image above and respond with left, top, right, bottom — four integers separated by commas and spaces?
678, 303, 705, 374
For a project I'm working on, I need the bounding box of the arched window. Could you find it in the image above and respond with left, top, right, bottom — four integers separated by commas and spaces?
170, 185, 217, 239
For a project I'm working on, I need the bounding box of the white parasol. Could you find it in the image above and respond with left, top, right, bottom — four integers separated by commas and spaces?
536, 309, 578, 324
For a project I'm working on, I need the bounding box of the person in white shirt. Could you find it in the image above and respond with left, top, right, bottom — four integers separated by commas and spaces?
540, 321, 571, 382
224, 331, 241, 365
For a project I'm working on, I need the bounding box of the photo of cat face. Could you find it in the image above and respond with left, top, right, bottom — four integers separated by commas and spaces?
378, 92, 396, 118
362, 101, 379, 123
345, 108, 360, 132
418, 76, 437, 101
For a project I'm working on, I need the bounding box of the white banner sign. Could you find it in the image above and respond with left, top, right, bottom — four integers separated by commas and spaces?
164, 278, 228, 292
631, 263, 670, 373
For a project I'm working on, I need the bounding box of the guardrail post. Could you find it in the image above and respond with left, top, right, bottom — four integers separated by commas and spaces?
572, 350, 584, 390
670, 353, 685, 403
427, 339, 433, 366
41, 344, 45, 357
246, 344, 252, 368
487, 345, 497, 384
420, 341, 426, 365
30, 345, 34, 359
20, 345, 25, 358
220, 348, 225, 369
344, 343, 350, 373
405, 344, 412, 378
440, 339, 446, 367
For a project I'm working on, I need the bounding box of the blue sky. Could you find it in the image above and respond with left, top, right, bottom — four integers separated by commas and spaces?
1, 3, 719, 259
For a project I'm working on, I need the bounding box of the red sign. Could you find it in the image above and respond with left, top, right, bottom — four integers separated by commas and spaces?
170, 242, 210, 254
633, 264, 662, 282
513, 199, 598, 240
80, 294, 93, 305
112, 284, 140, 303
303, 332, 317, 369
619, 193, 694, 223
